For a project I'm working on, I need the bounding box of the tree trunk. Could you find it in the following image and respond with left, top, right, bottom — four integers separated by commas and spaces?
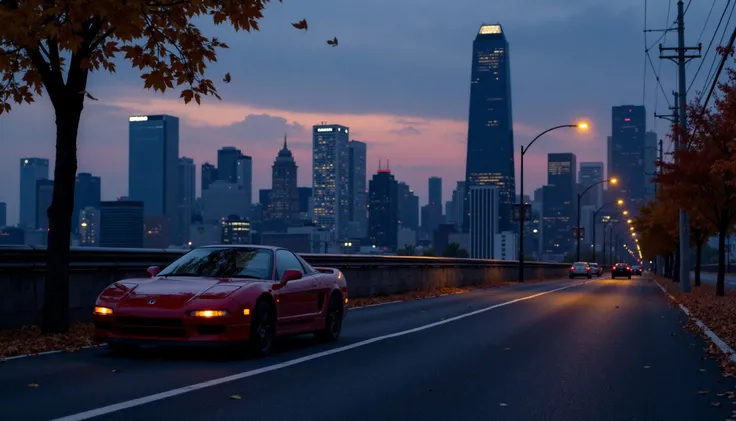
694, 241, 702, 287
673, 251, 680, 282
41, 95, 84, 334
717, 227, 727, 297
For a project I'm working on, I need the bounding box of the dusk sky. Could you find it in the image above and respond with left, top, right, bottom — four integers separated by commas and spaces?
0, 0, 721, 225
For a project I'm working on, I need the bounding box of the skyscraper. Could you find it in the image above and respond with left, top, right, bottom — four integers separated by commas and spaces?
73, 172, 101, 234
469, 185, 500, 259
0, 202, 6, 227
610, 105, 646, 201
312, 124, 350, 239
579, 162, 604, 208
100, 200, 144, 248
347, 140, 367, 238
542, 153, 577, 260
217, 146, 241, 184
644, 131, 658, 200
269, 135, 299, 221
368, 163, 398, 250
35, 179, 54, 230
397, 182, 419, 231
19, 157, 49, 229
236, 155, 253, 216
128, 114, 179, 245
177, 157, 196, 245
463, 23, 515, 233
201, 162, 217, 193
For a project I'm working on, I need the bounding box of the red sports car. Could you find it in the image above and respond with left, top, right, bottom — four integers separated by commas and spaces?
92, 245, 348, 356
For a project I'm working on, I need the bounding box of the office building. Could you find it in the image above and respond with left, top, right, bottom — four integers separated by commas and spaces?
217, 146, 241, 184
397, 182, 419, 231
100, 200, 144, 248
463, 24, 515, 233
128, 114, 179, 244
73, 172, 101, 234
0, 202, 6, 227
312, 123, 350, 239
177, 157, 196, 245
579, 162, 604, 208
201, 162, 217, 193
609, 106, 646, 201
236, 154, 253, 214
79, 206, 100, 246
347, 140, 367, 238
494, 231, 517, 260
541, 153, 577, 260
469, 185, 500, 259
35, 179, 54, 230
19, 158, 49, 229
269, 135, 300, 221
368, 163, 398, 250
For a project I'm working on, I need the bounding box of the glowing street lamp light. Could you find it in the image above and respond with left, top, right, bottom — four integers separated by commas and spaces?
627, 219, 633, 224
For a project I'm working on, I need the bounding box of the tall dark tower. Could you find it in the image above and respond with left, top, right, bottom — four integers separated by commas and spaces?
269, 134, 299, 221
368, 160, 398, 250
462, 23, 515, 233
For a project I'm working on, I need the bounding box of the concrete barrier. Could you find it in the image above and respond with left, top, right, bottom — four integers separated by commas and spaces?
0, 245, 570, 329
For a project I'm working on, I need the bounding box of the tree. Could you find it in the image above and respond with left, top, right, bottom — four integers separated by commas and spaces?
0, 1, 334, 333
655, 49, 736, 296
442, 242, 469, 258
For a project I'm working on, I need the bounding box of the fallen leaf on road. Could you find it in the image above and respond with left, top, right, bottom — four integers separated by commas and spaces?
499, 403, 507, 407
504, 348, 511, 351
111, 368, 119, 373
711, 402, 721, 407
0, 323, 95, 359
717, 392, 726, 396
698, 390, 710, 395
644, 366, 651, 369
699, 369, 707, 372
28, 383, 38, 388
229, 394, 242, 400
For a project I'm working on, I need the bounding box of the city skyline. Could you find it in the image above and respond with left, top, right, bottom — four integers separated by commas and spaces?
0, 0, 718, 225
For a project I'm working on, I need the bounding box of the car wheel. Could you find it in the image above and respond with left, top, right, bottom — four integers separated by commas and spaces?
248, 300, 276, 357
611, 275, 615, 279
587, 274, 592, 279
628, 275, 632, 279
315, 293, 344, 342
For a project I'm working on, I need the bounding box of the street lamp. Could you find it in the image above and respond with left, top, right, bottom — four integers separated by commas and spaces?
576, 177, 617, 261
518, 121, 589, 282
590, 199, 624, 264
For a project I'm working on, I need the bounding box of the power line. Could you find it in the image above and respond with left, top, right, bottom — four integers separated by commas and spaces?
645, 0, 674, 133
701, 22, 736, 110
688, 0, 731, 94
646, 50, 673, 108
700, 0, 736, 99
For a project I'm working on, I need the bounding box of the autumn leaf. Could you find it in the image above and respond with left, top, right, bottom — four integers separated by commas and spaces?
28, 383, 39, 388
291, 19, 308, 31
327, 37, 338, 47
698, 390, 710, 395
0, 323, 95, 359
711, 402, 721, 407
229, 394, 242, 400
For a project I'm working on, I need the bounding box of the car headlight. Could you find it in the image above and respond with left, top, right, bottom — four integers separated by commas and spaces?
190, 310, 230, 318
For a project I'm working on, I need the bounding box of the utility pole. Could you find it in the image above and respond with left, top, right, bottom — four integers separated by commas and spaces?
659, 0, 701, 293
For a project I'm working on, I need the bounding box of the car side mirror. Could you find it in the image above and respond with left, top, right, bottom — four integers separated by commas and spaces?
280, 269, 302, 285
146, 266, 162, 278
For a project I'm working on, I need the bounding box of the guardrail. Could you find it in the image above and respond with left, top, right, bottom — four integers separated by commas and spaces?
0, 245, 571, 329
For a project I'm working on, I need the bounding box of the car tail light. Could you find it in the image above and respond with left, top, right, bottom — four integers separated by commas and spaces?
586, 266, 590, 270
570, 266, 575, 270
626, 266, 630, 270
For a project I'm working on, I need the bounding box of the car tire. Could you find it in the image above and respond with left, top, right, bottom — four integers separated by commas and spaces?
611, 275, 615, 279
587, 274, 592, 279
628, 275, 632, 279
248, 299, 276, 357
315, 293, 344, 342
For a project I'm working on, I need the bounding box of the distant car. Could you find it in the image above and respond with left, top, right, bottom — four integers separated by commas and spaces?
611, 263, 632, 279
569, 262, 592, 279
631, 265, 643, 275
589, 262, 603, 277
92, 245, 348, 356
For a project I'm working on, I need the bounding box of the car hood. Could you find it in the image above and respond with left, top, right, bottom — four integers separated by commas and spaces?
111, 277, 262, 309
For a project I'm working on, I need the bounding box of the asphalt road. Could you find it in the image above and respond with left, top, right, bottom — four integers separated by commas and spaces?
1, 275, 734, 421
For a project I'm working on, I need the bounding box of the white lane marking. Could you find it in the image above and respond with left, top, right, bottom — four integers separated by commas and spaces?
3, 344, 107, 361
51, 279, 594, 421
653, 279, 736, 363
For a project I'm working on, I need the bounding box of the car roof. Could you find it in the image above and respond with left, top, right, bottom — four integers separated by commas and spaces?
199, 244, 284, 252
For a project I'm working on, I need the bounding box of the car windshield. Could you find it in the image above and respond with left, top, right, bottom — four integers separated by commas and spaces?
157, 247, 274, 279
590, 263, 599, 267
573, 263, 587, 268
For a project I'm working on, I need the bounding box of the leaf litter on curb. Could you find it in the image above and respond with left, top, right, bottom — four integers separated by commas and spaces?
657, 279, 736, 378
